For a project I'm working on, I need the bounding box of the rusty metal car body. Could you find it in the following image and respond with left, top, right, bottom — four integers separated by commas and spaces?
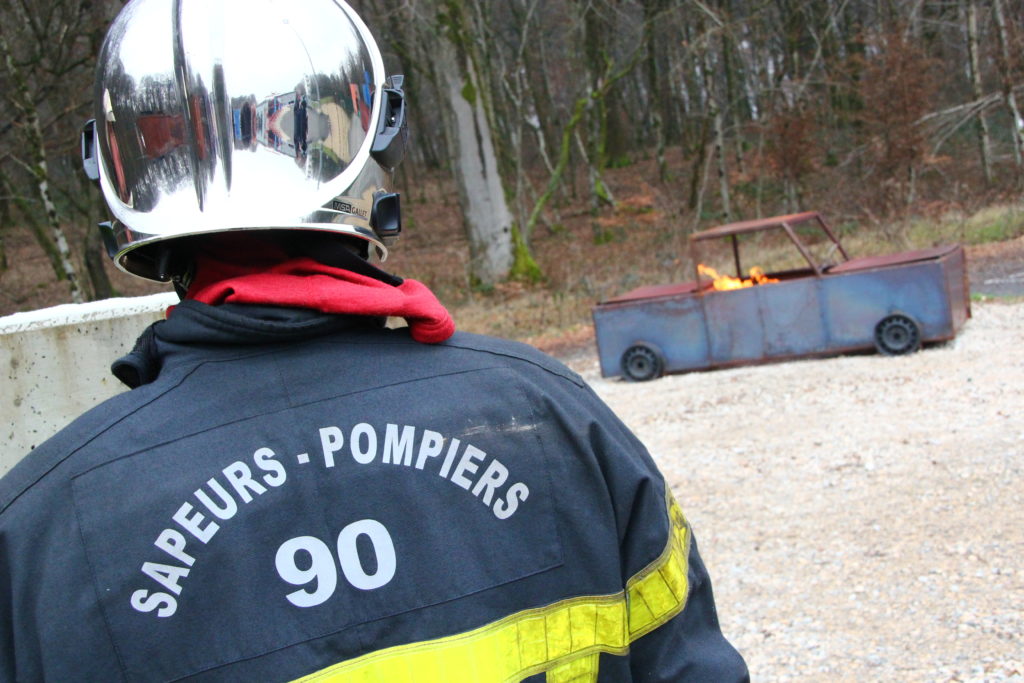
592, 211, 971, 380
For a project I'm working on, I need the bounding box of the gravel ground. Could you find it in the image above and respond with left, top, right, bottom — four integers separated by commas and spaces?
564, 301, 1023, 682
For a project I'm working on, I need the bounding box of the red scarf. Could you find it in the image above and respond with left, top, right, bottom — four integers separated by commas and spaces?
184, 251, 455, 344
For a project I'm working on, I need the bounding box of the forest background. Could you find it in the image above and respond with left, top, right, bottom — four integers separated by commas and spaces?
1, 0, 1022, 346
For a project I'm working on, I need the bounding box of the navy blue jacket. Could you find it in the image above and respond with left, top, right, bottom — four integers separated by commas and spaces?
0, 301, 747, 681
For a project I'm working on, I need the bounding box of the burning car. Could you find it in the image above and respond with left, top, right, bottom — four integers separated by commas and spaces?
592, 211, 971, 381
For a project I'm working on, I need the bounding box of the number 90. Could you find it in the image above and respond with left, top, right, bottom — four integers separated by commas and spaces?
275, 519, 396, 608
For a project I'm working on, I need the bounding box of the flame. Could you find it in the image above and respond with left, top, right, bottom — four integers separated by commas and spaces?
698, 264, 779, 291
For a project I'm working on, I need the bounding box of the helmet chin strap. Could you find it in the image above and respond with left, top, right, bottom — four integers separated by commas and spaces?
152, 243, 195, 298
280, 232, 402, 286
172, 262, 195, 299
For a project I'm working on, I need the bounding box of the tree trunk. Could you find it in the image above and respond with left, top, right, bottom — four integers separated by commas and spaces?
0, 174, 10, 272
497, 0, 555, 270
721, 21, 747, 178
703, 35, 732, 221
643, 0, 669, 181
687, 117, 711, 211
464, 1, 518, 187
1, 166, 58, 274
992, 0, 1024, 171
83, 185, 116, 300
0, 29, 83, 303
526, 97, 589, 238
519, 0, 558, 167
83, 229, 115, 300
578, 0, 616, 211
966, 0, 993, 185
434, 1, 514, 287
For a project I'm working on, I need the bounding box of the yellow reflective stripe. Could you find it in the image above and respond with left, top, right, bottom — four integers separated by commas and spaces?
294, 491, 690, 683
296, 595, 626, 683
626, 491, 692, 642
546, 652, 599, 683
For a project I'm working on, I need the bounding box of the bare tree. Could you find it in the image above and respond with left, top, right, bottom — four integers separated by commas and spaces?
0, 0, 124, 305
642, 0, 671, 180
765, 106, 818, 213
427, 0, 515, 287
992, 0, 1024, 172
965, 0, 993, 184
0, 24, 83, 302
857, 27, 939, 209
576, 0, 618, 212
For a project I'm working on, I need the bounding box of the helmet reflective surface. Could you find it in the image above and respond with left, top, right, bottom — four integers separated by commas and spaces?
87, 0, 406, 282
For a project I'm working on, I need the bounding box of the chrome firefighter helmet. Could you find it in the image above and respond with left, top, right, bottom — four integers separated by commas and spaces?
82, 0, 407, 282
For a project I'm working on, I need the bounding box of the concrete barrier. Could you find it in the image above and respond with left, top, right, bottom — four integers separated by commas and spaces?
1, 292, 178, 476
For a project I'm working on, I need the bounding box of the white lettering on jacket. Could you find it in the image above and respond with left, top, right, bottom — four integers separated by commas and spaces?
130, 423, 529, 619
314, 423, 529, 519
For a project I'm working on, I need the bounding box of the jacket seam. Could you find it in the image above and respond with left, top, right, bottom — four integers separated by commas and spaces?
0, 368, 198, 516
71, 490, 132, 681
67, 363, 531, 479
438, 339, 585, 388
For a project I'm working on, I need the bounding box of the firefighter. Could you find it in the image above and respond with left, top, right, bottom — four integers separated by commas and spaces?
0, 0, 748, 680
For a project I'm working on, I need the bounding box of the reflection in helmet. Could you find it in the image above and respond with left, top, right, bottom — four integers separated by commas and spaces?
88, 0, 406, 282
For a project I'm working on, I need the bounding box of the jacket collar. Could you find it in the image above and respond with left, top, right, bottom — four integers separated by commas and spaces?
111, 301, 382, 389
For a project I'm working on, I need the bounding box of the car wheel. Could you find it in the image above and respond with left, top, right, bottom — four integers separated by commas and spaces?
874, 314, 921, 355
621, 344, 664, 381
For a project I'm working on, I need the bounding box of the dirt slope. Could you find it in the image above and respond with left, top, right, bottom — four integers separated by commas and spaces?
565, 301, 1022, 682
